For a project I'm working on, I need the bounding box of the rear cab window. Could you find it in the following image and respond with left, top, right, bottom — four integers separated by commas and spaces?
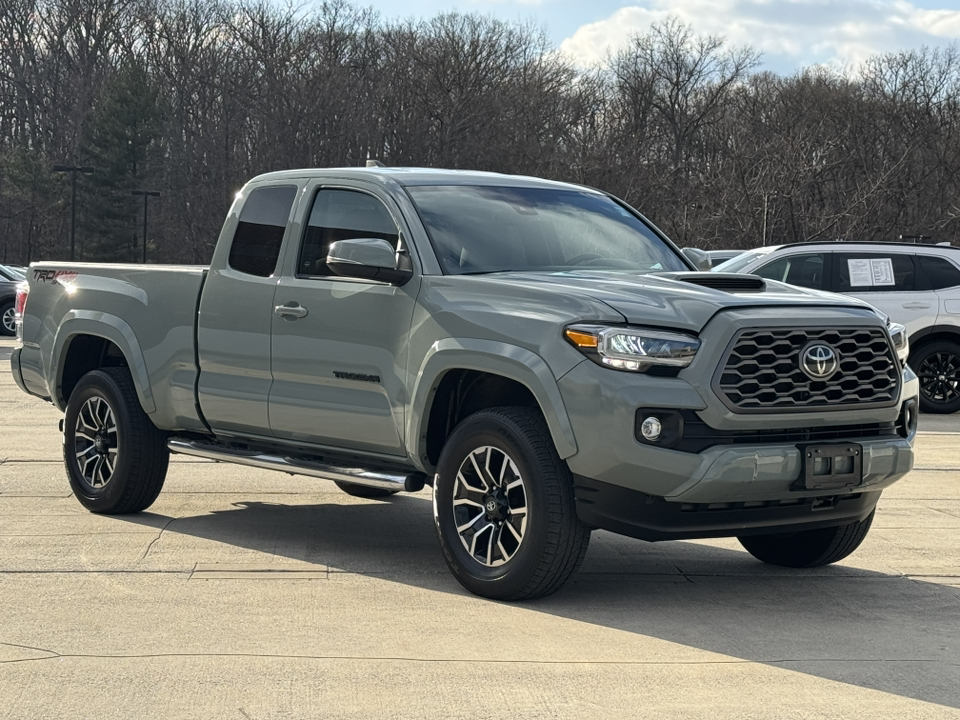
228, 185, 298, 277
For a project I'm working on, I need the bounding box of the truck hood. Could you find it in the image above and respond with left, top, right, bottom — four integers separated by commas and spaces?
468, 270, 879, 332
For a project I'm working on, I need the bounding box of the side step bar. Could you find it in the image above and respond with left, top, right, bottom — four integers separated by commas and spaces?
167, 438, 427, 492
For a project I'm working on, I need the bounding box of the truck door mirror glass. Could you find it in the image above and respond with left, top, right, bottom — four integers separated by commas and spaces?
681, 247, 711, 271
327, 238, 412, 285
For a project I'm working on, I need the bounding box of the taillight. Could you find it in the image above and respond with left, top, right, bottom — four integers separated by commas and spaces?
14, 281, 28, 338
15, 281, 28, 316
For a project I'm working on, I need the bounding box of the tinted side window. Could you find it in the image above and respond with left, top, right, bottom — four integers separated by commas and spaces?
298, 189, 398, 277
753, 253, 825, 290
228, 185, 297, 277
917, 255, 960, 290
834, 253, 915, 292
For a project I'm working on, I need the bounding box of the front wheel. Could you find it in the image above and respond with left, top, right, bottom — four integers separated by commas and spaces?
909, 341, 960, 413
63, 367, 169, 513
433, 407, 590, 600
0, 300, 15, 336
737, 511, 874, 568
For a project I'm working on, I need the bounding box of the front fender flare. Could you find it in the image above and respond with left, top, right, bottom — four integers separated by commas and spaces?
50, 311, 156, 414
407, 338, 578, 468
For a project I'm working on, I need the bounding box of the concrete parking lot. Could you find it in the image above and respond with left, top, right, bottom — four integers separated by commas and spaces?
1, 336, 958, 719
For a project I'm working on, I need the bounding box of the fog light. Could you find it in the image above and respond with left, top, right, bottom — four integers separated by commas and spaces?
640, 416, 662, 441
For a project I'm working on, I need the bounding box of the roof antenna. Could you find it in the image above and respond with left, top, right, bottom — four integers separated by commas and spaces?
366, 159, 385, 168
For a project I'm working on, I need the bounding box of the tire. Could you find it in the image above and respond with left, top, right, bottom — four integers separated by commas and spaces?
63, 367, 169, 514
909, 341, 960, 413
334, 481, 400, 499
433, 407, 590, 601
0, 300, 15, 336
737, 511, 874, 568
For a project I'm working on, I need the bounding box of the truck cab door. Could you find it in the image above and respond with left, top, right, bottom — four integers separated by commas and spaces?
268, 185, 420, 457
197, 184, 299, 438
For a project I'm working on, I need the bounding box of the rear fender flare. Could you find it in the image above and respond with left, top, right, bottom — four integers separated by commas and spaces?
50, 311, 156, 414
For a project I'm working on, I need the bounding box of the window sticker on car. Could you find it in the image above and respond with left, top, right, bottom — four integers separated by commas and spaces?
848, 258, 895, 287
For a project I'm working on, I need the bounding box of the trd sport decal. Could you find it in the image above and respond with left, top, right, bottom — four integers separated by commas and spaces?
33, 269, 78, 285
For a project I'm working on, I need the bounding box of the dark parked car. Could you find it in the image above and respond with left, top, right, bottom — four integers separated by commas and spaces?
0, 264, 25, 336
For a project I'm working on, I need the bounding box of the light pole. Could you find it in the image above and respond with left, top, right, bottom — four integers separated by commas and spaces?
53, 165, 94, 261
131, 190, 160, 263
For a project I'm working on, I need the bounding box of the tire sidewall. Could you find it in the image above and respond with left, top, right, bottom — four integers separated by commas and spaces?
434, 412, 552, 597
63, 371, 135, 511
910, 341, 960, 413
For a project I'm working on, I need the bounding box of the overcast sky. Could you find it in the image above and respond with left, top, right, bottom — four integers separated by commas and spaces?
353, 0, 960, 74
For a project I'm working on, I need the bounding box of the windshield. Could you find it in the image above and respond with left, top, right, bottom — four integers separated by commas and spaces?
0, 265, 24, 281
712, 248, 774, 273
406, 185, 688, 275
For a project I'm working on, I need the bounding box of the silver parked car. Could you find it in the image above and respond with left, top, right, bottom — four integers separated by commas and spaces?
715, 242, 960, 413
0, 264, 26, 336
706, 249, 743, 267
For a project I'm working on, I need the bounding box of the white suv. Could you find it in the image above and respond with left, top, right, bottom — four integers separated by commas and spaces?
715, 242, 960, 413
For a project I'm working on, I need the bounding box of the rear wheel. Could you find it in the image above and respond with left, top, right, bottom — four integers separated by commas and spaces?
333, 481, 400, 499
63, 367, 169, 513
433, 407, 590, 600
737, 511, 874, 568
910, 340, 960, 414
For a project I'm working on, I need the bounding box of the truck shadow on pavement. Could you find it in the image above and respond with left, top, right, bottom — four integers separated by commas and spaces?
122, 492, 960, 710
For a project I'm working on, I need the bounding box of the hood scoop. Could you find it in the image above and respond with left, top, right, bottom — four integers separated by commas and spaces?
667, 272, 766, 293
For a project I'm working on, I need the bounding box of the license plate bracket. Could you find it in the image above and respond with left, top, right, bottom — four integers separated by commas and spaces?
800, 443, 863, 490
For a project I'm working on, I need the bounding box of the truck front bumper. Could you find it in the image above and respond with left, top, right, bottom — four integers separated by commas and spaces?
573, 477, 882, 542
570, 422, 913, 541
558, 358, 917, 541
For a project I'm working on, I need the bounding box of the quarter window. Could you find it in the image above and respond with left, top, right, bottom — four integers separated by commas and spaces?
753, 253, 825, 290
228, 185, 297, 277
917, 255, 960, 290
298, 189, 399, 277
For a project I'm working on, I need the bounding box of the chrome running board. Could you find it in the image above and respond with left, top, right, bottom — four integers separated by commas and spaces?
167, 438, 426, 492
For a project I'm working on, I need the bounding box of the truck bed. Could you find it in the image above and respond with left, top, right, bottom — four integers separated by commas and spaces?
16, 263, 209, 432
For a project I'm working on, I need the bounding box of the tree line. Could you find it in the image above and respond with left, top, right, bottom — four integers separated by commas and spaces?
1, 0, 958, 265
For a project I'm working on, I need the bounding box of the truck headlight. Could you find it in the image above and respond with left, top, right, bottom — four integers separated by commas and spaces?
564, 324, 700, 372
888, 322, 909, 363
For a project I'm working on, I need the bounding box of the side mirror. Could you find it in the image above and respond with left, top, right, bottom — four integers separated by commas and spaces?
326, 238, 412, 285
681, 247, 712, 271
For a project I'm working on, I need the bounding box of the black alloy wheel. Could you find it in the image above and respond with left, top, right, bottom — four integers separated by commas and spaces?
910, 341, 960, 414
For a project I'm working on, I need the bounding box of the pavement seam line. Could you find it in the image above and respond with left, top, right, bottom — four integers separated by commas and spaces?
0, 651, 957, 667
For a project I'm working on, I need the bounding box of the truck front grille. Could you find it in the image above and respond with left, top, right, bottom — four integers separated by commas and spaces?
714, 327, 900, 412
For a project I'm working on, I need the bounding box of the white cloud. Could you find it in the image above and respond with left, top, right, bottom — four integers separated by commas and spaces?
558, 0, 960, 73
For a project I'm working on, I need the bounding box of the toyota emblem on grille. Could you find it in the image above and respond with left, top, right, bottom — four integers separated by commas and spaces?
800, 343, 839, 380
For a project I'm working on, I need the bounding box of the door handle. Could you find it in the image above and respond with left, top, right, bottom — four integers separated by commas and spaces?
901, 302, 931, 309
275, 302, 308, 319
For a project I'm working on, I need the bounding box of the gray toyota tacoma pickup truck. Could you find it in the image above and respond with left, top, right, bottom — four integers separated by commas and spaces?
10, 167, 918, 600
